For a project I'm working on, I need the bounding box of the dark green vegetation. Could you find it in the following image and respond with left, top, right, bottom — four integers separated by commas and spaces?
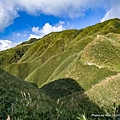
0, 18, 120, 119
0, 68, 48, 119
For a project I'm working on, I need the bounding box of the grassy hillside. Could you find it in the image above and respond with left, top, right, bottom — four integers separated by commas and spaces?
86, 74, 120, 114
0, 68, 54, 119
40, 78, 104, 117
5, 30, 80, 79
5, 19, 120, 83
0, 67, 55, 119
0, 68, 103, 119
0, 38, 38, 69
81, 34, 120, 71
1, 18, 120, 118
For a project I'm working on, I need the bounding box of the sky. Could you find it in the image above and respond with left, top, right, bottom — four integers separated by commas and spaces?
0, 0, 120, 51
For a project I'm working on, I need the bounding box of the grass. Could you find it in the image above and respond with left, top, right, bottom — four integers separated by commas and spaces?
53, 53, 117, 90
1, 18, 120, 119
5, 18, 120, 82
86, 73, 120, 114
0, 68, 53, 119
0, 44, 32, 69
81, 34, 120, 71
0, 68, 98, 119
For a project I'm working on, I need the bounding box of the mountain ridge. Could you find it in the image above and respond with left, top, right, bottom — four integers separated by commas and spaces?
0, 18, 120, 118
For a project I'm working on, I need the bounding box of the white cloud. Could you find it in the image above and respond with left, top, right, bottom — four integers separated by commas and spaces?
0, 0, 105, 31
29, 21, 64, 39
101, 1, 120, 22
0, 40, 18, 51
1, 0, 120, 31
29, 34, 41, 39
32, 27, 40, 34
0, 1, 19, 31
16, 0, 101, 17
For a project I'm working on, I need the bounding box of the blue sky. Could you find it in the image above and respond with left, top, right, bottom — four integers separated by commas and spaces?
0, 0, 120, 51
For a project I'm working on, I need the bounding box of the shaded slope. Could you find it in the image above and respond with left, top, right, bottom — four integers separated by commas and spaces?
0, 68, 103, 119
40, 78, 84, 100
40, 78, 103, 116
51, 75, 120, 116
39, 75, 120, 115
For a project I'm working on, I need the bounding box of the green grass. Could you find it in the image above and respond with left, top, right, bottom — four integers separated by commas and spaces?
0, 41, 35, 69
81, 34, 120, 71
5, 30, 80, 80
86, 73, 120, 114
0, 68, 54, 119
53, 53, 117, 90
5, 18, 120, 82
1, 18, 120, 119
0, 68, 98, 119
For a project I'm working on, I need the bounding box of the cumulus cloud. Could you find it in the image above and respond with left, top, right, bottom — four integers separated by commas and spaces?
0, 40, 18, 51
29, 34, 41, 39
101, 1, 120, 22
0, 0, 105, 31
29, 21, 64, 39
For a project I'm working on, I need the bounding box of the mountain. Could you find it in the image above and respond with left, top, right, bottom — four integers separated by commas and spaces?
0, 18, 120, 119
0, 38, 38, 69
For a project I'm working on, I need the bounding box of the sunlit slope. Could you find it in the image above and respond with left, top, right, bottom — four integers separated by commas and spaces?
19, 30, 79, 62
5, 18, 120, 89
40, 78, 103, 116
81, 34, 120, 71
5, 30, 80, 79
86, 73, 120, 113
50, 53, 117, 90
25, 19, 120, 89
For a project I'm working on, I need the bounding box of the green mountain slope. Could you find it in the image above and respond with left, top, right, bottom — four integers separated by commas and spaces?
5, 18, 120, 88
1, 18, 120, 117
0, 68, 54, 119
40, 78, 104, 116
5, 30, 80, 79
86, 73, 120, 114
0, 68, 103, 119
81, 34, 120, 71
0, 38, 38, 69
